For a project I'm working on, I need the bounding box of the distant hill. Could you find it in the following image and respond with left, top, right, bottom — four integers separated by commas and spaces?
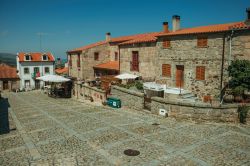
0, 53, 16, 66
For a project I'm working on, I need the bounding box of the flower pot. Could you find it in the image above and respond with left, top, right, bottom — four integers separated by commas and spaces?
234, 95, 243, 102
223, 94, 234, 103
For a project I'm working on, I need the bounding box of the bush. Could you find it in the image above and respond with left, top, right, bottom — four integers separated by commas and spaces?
228, 60, 250, 90
238, 105, 249, 124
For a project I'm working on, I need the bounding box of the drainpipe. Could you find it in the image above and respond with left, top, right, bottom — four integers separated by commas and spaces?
118, 45, 121, 74
229, 30, 234, 66
220, 33, 226, 103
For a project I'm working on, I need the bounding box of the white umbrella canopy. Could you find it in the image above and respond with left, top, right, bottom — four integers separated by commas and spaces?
115, 73, 139, 80
36, 74, 70, 83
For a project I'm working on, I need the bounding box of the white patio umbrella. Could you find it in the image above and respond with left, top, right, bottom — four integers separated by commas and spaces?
115, 73, 139, 80
36, 74, 70, 83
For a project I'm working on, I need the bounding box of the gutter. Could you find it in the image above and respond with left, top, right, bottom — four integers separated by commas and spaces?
220, 33, 226, 103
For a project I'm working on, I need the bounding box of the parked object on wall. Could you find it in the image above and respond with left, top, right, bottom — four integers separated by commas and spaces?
107, 97, 121, 108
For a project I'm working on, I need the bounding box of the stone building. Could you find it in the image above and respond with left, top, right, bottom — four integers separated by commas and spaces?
0, 64, 20, 91
155, 16, 250, 100
67, 9, 250, 101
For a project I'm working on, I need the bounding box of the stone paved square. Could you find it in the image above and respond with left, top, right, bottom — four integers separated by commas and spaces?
0, 91, 250, 165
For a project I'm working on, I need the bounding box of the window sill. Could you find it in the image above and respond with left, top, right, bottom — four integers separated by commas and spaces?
162, 47, 172, 49
196, 46, 209, 48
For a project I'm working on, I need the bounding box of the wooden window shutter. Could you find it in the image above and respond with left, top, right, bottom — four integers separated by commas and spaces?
196, 66, 205, 80
162, 64, 171, 77
162, 39, 171, 48
197, 36, 207, 47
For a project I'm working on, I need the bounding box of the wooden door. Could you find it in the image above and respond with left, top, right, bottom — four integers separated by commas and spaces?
176, 65, 184, 88
35, 80, 40, 89
131, 51, 139, 71
3, 81, 8, 90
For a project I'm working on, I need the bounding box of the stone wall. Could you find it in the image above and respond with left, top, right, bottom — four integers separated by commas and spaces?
231, 30, 250, 61
119, 43, 157, 79
0, 80, 20, 91
73, 83, 107, 103
156, 33, 231, 100
151, 96, 250, 123
110, 86, 144, 111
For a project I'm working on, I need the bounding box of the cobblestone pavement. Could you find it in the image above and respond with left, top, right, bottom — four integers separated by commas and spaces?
0, 91, 250, 166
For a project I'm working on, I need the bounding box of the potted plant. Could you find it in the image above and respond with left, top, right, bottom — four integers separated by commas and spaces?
232, 86, 245, 102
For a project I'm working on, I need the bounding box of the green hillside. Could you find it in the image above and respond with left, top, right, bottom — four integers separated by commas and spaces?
0, 53, 16, 66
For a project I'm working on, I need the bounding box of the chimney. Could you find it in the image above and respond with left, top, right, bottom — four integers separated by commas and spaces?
163, 22, 169, 33
106, 32, 111, 42
172, 15, 180, 32
246, 7, 250, 20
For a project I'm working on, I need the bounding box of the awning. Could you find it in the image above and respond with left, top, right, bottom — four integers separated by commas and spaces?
115, 73, 139, 80
36, 74, 70, 82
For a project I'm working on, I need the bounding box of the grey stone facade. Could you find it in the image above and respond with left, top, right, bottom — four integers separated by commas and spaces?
120, 43, 157, 80
150, 96, 248, 123
110, 86, 144, 111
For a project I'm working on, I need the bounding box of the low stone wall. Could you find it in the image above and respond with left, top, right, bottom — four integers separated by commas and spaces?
74, 83, 107, 103
151, 97, 250, 123
111, 86, 144, 110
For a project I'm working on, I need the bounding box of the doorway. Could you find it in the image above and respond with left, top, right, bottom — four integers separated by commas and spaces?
176, 65, 184, 88
3, 81, 8, 90
35, 80, 40, 89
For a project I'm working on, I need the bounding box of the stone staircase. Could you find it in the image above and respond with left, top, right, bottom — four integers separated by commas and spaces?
178, 91, 198, 102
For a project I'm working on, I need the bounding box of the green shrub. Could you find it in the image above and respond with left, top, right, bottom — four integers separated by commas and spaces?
238, 105, 249, 124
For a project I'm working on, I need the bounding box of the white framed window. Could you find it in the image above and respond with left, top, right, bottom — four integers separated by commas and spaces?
42, 55, 48, 61
25, 55, 31, 61
24, 67, 29, 74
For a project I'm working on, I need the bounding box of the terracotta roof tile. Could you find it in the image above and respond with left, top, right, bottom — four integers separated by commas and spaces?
68, 41, 107, 54
93, 61, 119, 71
68, 21, 249, 52
18, 52, 55, 62
119, 32, 162, 45
55, 67, 68, 74
0, 64, 19, 79
158, 22, 248, 37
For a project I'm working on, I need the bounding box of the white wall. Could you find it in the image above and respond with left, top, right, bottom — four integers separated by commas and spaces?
18, 61, 55, 89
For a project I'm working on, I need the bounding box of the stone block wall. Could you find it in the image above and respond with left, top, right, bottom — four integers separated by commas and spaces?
119, 43, 157, 79
156, 33, 231, 100
110, 86, 144, 111
151, 96, 250, 123
231, 30, 250, 60
73, 83, 107, 103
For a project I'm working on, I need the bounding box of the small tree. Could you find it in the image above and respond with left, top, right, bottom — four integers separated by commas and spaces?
228, 60, 250, 94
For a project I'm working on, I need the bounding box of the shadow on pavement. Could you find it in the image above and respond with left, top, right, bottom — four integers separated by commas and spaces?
0, 97, 10, 135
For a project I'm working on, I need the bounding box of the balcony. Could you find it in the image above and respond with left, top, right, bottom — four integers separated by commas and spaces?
130, 61, 139, 72
31, 72, 41, 79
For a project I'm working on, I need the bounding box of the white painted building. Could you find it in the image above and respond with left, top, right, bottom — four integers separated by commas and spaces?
17, 52, 55, 90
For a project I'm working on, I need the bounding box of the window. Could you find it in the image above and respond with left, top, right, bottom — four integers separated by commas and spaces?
34, 67, 39, 73
45, 67, 50, 74
25, 55, 31, 61
94, 52, 99, 61
77, 54, 80, 67
115, 52, 118, 61
196, 66, 205, 80
197, 36, 208, 47
162, 64, 171, 77
162, 39, 171, 48
24, 67, 29, 74
42, 55, 48, 61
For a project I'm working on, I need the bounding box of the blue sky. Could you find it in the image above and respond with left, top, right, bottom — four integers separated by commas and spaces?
0, 0, 249, 59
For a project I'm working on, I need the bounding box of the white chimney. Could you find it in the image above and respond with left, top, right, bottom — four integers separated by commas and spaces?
172, 15, 180, 32
106, 32, 111, 42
